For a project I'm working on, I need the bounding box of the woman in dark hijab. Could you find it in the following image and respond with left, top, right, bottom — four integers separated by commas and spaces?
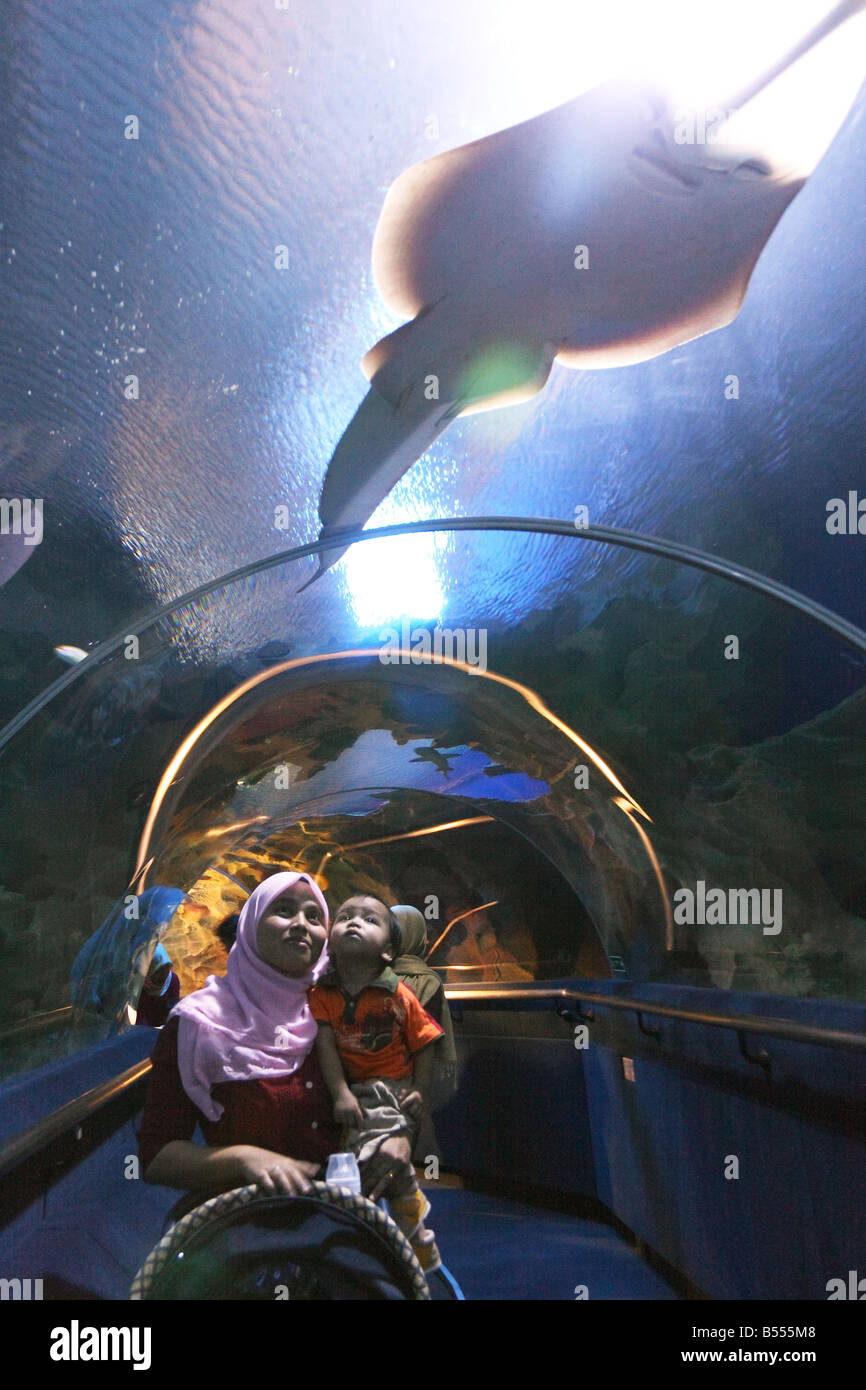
135, 944, 180, 1028
391, 905, 457, 1087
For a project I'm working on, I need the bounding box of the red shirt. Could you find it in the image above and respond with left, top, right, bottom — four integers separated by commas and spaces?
310, 968, 444, 1083
137, 1015, 339, 1174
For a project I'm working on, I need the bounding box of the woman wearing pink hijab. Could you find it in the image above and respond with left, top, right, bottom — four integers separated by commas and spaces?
139, 872, 339, 1197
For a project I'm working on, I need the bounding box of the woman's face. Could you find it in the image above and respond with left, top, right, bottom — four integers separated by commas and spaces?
257, 884, 327, 976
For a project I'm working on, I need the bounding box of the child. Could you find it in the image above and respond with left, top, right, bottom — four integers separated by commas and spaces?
311, 895, 444, 1272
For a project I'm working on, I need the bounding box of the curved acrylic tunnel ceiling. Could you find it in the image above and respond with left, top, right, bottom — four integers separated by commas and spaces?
0, 514, 864, 1084
1, 0, 865, 699
1, 3, 866, 1077
130, 651, 667, 984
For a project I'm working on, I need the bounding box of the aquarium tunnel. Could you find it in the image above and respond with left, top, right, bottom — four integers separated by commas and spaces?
1, 0, 865, 1308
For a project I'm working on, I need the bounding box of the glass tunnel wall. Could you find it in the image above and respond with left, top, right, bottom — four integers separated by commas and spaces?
0, 525, 864, 1086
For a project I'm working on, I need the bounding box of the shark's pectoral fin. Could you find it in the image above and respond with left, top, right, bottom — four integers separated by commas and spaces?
451, 339, 557, 417
363, 300, 556, 417
361, 298, 446, 389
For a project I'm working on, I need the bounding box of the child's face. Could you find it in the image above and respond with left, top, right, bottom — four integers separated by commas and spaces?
330, 896, 392, 968
257, 884, 328, 976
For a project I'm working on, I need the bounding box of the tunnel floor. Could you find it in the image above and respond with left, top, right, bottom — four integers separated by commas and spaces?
116, 1179, 684, 1301
431, 1189, 680, 1300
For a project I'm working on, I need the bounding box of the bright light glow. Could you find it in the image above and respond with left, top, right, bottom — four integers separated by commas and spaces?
481, 1, 639, 122
492, 0, 866, 175
714, 6, 866, 174
342, 527, 446, 629
312, 815, 495, 879
427, 901, 500, 962
203, 815, 269, 838
488, 0, 828, 117
616, 0, 842, 102
613, 796, 673, 952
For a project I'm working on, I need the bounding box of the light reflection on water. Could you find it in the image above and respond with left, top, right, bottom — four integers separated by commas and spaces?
342, 529, 446, 629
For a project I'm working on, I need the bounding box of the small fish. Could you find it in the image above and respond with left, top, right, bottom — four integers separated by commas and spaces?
409, 744, 460, 775
256, 639, 292, 665
54, 644, 89, 665
303, 1, 866, 587
125, 778, 153, 810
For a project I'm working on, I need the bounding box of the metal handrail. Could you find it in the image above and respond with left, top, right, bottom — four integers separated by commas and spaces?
0, 1006, 73, 1041
443, 985, 866, 1052
0, 1058, 151, 1183
2, 985, 865, 1188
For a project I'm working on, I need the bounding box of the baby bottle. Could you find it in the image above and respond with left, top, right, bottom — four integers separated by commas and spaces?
326, 1151, 362, 1193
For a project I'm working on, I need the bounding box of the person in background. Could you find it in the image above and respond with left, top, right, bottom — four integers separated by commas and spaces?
215, 911, 240, 954
442, 901, 534, 983
391, 904, 458, 1167
391, 904, 457, 1087
70, 885, 187, 1022
135, 943, 180, 1028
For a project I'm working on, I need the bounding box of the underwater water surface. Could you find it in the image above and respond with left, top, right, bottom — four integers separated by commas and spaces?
0, 2, 864, 1075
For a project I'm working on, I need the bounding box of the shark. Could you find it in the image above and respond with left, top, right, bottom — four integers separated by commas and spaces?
301, 0, 866, 588
408, 743, 461, 775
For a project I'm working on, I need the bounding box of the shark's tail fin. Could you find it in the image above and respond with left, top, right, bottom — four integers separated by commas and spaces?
301, 301, 556, 592
297, 381, 459, 590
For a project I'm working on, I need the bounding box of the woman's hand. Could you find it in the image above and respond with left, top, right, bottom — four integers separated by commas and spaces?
143, 1140, 318, 1197
334, 1089, 363, 1129
363, 1134, 412, 1200
233, 1145, 319, 1196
